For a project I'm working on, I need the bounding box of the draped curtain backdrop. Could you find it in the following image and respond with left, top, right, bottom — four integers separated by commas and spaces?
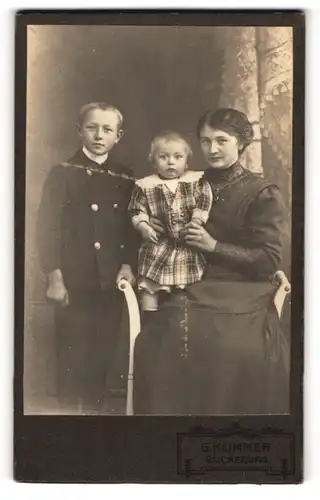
24, 26, 293, 413
216, 26, 293, 379
217, 26, 293, 207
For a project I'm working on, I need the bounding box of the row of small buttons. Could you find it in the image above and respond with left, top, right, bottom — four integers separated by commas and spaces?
86, 168, 121, 252
90, 203, 118, 211
87, 170, 118, 210
93, 242, 125, 250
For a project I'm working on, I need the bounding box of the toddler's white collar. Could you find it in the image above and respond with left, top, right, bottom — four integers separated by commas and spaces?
136, 170, 204, 189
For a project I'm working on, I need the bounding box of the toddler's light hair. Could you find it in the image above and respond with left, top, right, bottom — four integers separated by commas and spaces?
149, 131, 192, 162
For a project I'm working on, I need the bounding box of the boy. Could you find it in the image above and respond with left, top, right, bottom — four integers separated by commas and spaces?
37, 102, 138, 415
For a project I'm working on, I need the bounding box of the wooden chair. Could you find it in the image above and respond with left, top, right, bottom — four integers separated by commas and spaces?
118, 270, 291, 415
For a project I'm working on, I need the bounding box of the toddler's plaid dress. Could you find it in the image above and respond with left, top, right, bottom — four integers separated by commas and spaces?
128, 171, 213, 289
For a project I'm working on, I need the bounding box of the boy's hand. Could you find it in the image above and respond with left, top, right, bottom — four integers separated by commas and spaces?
47, 270, 69, 306
116, 264, 135, 287
138, 221, 159, 243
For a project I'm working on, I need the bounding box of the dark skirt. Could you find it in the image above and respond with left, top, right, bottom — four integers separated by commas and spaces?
133, 279, 290, 415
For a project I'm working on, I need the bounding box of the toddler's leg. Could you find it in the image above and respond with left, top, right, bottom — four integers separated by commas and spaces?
140, 290, 159, 312
140, 291, 161, 329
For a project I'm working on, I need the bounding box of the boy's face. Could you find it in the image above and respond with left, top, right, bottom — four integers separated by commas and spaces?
78, 108, 123, 156
153, 140, 188, 179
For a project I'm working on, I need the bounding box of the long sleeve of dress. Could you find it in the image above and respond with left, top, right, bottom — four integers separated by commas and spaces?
128, 184, 151, 228
36, 165, 68, 276
192, 178, 213, 224
211, 185, 287, 278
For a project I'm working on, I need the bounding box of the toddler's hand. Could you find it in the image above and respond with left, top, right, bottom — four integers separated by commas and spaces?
190, 217, 204, 227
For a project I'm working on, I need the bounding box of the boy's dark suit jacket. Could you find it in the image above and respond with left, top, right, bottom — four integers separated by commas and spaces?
37, 149, 139, 305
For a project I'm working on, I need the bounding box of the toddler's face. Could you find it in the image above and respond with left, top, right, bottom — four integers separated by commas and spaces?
153, 140, 188, 179
79, 108, 122, 156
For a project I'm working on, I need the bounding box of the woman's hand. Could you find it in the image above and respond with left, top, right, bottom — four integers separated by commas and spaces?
149, 216, 165, 237
184, 221, 218, 253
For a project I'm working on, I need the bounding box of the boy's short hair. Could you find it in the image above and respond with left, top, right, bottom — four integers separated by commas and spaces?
149, 131, 192, 162
77, 102, 124, 130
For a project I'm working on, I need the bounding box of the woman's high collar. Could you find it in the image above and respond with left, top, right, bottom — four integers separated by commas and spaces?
203, 160, 243, 185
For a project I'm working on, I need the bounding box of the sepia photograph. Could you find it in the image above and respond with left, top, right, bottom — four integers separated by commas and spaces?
23, 21, 295, 418
13, 9, 305, 484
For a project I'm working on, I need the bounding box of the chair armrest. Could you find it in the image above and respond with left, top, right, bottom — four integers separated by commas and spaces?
117, 279, 141, 415
271, 270, 291, 318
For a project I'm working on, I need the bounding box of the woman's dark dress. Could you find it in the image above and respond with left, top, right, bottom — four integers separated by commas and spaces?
133, 162, 290, 415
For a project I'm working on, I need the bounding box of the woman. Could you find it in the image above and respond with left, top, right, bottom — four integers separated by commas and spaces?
133, 108, 289, 415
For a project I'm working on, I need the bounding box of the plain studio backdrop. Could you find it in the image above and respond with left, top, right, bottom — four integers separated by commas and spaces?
24, 25, 292, 413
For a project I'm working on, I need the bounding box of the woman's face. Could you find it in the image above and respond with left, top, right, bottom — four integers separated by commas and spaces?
199, 125, 242, 169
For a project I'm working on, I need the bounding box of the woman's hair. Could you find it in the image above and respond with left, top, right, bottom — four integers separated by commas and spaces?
149, 131, 192, 162
77, 102, 124, 130
196, 108, 254, 153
